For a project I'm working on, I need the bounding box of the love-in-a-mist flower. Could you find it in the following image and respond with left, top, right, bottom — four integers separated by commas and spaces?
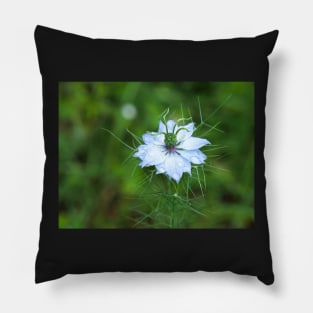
134, 120, 210, 183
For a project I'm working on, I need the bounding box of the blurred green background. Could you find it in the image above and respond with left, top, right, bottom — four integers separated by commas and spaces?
59, 82, 254, 228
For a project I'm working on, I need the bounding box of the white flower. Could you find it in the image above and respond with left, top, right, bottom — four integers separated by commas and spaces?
134, 120, 211, 183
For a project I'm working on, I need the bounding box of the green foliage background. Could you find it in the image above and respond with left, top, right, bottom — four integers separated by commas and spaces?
59, 82, 254, 228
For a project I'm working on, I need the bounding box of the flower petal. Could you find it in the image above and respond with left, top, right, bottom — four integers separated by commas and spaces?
179, 156, 192, 174
178, 137, 210, 150
178, 149, 207, 164
142, 132, 165, 145
158, 121, 166, 133
166, 120, 176, 133
160, 154, 191, 183
155, 162, 166, 174
138, 144, 166, 167
176, 122, 195, 142
134, 144, 148, 160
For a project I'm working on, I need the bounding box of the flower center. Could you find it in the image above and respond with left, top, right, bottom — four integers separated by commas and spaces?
164, 133, 177, 152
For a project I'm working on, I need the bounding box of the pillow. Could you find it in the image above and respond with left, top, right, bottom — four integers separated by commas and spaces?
34, 25, 278, 285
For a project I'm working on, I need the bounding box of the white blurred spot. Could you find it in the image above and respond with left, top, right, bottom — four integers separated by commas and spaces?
121, 103, 137, 120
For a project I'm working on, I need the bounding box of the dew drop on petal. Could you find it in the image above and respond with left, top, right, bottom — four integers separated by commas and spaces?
191, 156, 199, 163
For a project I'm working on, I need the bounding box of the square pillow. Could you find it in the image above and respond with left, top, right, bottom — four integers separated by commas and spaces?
34, 25, 278, 284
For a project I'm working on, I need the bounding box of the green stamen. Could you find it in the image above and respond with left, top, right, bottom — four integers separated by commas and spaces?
164, 132, 177, 151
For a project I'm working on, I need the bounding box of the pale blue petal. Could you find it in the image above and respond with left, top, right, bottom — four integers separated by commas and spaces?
142, 132, 165, 145
155, 161, 166, 174
178, 137, 210, 150
166, 120, 176, 133
179, 156, 192, 174
176, 122, 195, 142
162, 154, 191, 183
163, 155, 182, 183
178, 149, 207, 164
156, 155, 191, 178
139, 144, 166, 167
158, 121, 166, 133
134, 144, 148, 160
